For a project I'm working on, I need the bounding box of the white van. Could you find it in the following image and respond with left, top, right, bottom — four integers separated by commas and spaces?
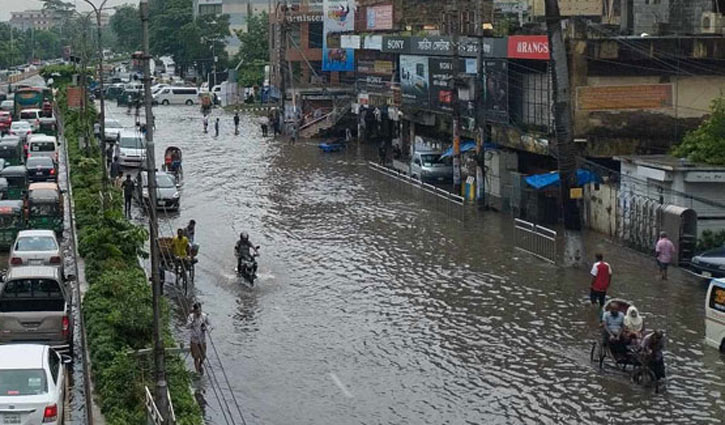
705, 278, 725, 352
27, 134, 59, 163
19, 108, 42, 131
153, 86, 199, 106
117, 129, 146, 167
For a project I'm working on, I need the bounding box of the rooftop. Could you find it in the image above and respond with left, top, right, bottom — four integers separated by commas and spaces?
0, 345, 46, 370
615, 155, 725, 172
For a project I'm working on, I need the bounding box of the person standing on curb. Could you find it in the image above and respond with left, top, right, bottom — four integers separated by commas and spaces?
655, 232, 676, 280
590, 253, 612, 307
214, 118, 220, 137
122, 174, 135, 219
187, 302, 211, 375
234, 111, 240, 135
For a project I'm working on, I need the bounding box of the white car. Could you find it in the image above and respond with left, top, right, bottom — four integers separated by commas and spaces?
0, 344, 68, 425
9, 230, 63, 272
103, 118, 123, 142
9, 121, 32, 141
19, 108, 42, 131
0, 100, 13, 112
117, 130, 146, 167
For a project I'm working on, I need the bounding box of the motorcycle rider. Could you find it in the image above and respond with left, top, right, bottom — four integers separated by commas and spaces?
234, 232, 258, 275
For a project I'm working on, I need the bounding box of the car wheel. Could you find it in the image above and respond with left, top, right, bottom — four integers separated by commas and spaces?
162, 100, 170, 106
185, 99, 194, 106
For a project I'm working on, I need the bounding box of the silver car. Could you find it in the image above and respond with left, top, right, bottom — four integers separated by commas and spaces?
9, 230, 63, 272
9, 121, 32, 141
104, 118, 123, 142
0, 344, 69, 425
136, 171, 180, 211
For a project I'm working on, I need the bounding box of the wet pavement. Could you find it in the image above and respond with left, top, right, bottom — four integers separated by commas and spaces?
106, 103, 725, 425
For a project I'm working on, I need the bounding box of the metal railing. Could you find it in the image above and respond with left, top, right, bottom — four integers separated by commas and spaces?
368, 161, 465, 206
513, 218, 558, 264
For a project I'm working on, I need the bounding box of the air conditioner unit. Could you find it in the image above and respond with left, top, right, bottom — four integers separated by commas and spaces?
700, 12, 725, 34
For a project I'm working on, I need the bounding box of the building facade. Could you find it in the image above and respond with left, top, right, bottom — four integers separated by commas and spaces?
9, 9, 109, 30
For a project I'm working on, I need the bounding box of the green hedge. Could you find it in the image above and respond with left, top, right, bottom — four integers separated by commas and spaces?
56, 85, 202, 425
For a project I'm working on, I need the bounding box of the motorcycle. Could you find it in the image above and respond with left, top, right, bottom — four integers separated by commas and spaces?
235, 245, 260, 285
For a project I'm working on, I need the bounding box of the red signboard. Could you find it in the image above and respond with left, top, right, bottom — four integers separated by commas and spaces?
507, 35, 550, 60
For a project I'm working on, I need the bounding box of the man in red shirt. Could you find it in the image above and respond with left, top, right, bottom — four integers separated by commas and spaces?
590, 253, 612, 307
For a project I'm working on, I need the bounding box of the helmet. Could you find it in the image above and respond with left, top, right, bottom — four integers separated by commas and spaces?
240, 232, 248, 240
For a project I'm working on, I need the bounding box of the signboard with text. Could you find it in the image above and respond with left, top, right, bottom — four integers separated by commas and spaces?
483, 60, 509, 123
507, 35, 550, 60
366, 4, 393, 30
400, 55, 430, 106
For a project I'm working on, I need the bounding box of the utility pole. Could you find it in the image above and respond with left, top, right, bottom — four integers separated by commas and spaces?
475, 0, 486, 207
140, 1, 171, 423
451, 2, 462, 195
545, 0, 583, 266
82, 0, 109, 190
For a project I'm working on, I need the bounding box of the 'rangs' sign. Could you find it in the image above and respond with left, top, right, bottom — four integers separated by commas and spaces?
507, 35, 550, 60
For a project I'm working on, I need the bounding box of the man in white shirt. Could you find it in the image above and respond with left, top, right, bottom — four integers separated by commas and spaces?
187, 302, 211, 374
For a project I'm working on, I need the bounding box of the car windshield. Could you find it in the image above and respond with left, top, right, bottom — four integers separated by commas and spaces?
27, 158, 53, 167
15, 235, 58, 251
30, 142, 55, 152
20, 111, 37, 119
119, 136, 144, 149
30, 204, 58, 216
702, 247, 725, 258
421, 154, 445, 165
105, 119, 121, 128
11, 122, 29, 130
156, 174, 176, 188
0, 369, 47, 396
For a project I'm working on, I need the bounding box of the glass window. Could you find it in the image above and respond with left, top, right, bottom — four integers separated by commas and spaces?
15, 236, 58, 251
1, 279, 62, 299
119, 136, 145, 149
420, 154, 445, 165
710, 286, 725, 313
0, 369, 47, 396
27, 157, 53, 167
309, 23, 323, 48
30, 204, 58, 216
105, 119, 121, 128
48, 350, 60, 385
20, 111, 37, 119
156, 174, 176, 188
30, 142, 55, 152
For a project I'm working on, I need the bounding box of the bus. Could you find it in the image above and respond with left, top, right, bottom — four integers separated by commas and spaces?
13, 87, 44, 120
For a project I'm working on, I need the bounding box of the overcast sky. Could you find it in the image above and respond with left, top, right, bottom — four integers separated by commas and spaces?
1, 0, 132, 21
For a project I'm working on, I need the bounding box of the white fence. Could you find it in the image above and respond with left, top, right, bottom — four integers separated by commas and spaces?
367, 161, 465, 206
513, 218, 558, 264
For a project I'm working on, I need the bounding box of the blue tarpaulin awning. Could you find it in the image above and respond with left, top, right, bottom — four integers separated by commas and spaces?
524, 169, 601, 190
439, 140, 478, 159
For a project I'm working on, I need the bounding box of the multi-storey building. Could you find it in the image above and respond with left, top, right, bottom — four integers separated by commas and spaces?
9, 9, 110, 31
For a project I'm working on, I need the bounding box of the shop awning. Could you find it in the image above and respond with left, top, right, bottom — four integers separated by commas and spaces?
524, 169, 601, 190
440, 140, 477, 159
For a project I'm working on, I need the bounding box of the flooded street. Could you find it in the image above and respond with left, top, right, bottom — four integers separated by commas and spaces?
108, 104, 725, 425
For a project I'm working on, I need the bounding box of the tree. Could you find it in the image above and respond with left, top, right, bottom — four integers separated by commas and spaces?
109, 5, 142, 52
672, 97, 725, 165
233, 12, 269, 87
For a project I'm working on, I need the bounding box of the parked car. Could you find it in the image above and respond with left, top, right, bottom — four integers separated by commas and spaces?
690, 246, 725, 278
0, 266, 74, 353
117, 129, 146, 167
0, 100, 14, 112
27, 134, 59, 163
135, 170, 180, 211
0, 344, 69, 425
9, 120, 32, 141
9, 230, 63, 272
152, 86, 199, 105
104, 118, 123, 142
19, 108, 42, 131
705, 278, 725, 352
26, 156, 57, 182
0, 111, 12, 134
410, 149, 454, 183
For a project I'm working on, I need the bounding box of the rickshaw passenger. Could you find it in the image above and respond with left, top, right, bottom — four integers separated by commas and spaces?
623, 306, 644, 346
602, 303, 626, 355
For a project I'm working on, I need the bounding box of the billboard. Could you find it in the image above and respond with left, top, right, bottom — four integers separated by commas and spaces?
576, 84, 674, 111
366, 4, 393, 30
429, 58, 456, 113
507, 35, 550, 60
323, 0, 356, 72
483, 60, 509, 123
400, 55, 430, 106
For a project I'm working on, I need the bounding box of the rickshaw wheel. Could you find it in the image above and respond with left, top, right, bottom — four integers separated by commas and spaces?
632, 367, 656, 387
590, 342, 596, 362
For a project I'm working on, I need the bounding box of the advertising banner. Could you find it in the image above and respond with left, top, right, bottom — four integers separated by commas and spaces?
409, 36, 479, 57
507, 35, 550, 60
381, 36, 409, 53
364, 35, 383, 50
323, 0, 356, 71
67, 87, 82, 109
340, 35, 360, 49
366, 4, 393, 30
400, 55, 430, 106
429, 57, 455, 113
483, 59, 509, 123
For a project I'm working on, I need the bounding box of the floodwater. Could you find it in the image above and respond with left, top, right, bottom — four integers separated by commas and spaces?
106, 103, 725, 425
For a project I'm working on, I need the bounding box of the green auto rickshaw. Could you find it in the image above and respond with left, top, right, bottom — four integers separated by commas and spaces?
0, 137, 24, 166
27, 182, 63, 235
0, 166, 28, 200
0, 200, 25, 250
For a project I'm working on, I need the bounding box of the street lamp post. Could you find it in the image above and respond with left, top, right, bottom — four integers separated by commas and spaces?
81, 0, 110, 190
